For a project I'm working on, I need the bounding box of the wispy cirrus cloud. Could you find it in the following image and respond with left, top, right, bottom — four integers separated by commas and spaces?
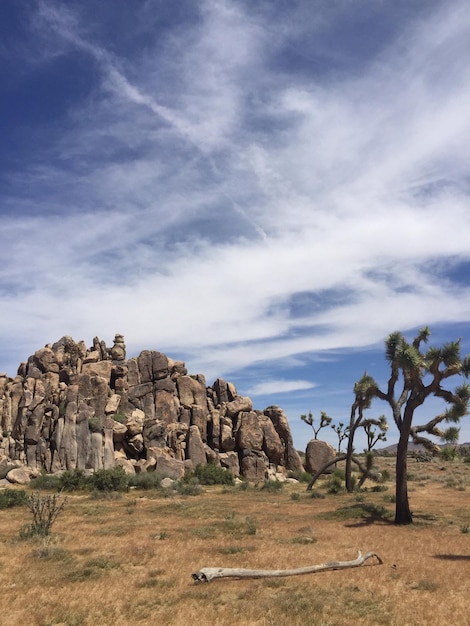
1, 1, 470, 447
247, 379, 316, 396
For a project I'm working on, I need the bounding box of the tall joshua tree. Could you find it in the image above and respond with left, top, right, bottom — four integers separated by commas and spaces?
364, 327, 470, 524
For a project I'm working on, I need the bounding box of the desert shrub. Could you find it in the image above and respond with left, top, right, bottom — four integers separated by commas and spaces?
0, 489, 27, 509
30, 473, 62, 491
326, 469, 346, 494
381, 469, 391, 482
245, 516, 257, 535
59, 469, 90, 491
439, 447, 459, 462
262, 480, 284, 492
128, 472, 162, 490
371, 484, 388, 492
237, 480, 250, 491
290, 536, 317, 545
175, 476, 202, 496
112, 411, 127, 424
291, 471, 313, 483
19, 491, 67, 538
193, 463, 235, 485
90, 467, 129, 492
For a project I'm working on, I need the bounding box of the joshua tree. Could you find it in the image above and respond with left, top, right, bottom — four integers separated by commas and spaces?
344, 373, 388, 492
331, 422, 349, 454
363, 416, 388, 452
440, 425, 461, 460
300, 411, 332, 439
361, 327, 470, 524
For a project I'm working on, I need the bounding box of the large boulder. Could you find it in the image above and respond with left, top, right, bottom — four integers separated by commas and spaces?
186, 425, 207, 467
212, 378, 236, 405
177, 376, 207, 409
225, 396, 252, 419
155, 455, 185, 479
6, 466, 40, 484
237, 411, 263, 451
259, 414, 284, 465
305, 439, 337, 475
240, 450, 268, 482
154, 390, 179, 425
219, 451, 240, 476
137, 351, 169, 383
220, 416, 236, 451
263, 405, 304, 472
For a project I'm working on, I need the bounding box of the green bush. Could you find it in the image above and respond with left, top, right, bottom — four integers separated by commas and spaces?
128, 472, 162, 490
0, 489, 28, 509
112, 411, 127, 424
326, 469, 346, 494
440, 447, 459, 462
175, 476, 202, 496
288, 470, 313, 483
381, 469, 391, 482
262, 480, 284, 492
30, 473, 62, 491
371, 484, 388, 492
193, 463, 235, 485
90, 467, 129, 492
59, 469, 90, 491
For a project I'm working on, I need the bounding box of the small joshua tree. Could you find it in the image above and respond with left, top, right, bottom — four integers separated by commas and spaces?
300, 411, 332, 439
440, 425, 461, 460
331, 422, 350, 454
363, 415, 388, 452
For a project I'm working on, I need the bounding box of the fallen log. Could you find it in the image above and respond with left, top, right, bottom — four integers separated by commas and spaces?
192, 550, 383, 582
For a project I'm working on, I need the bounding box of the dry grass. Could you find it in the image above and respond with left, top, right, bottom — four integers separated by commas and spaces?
0, 458, 469, 626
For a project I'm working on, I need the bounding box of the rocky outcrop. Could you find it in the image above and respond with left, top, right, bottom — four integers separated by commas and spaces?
0, 334, 303, 481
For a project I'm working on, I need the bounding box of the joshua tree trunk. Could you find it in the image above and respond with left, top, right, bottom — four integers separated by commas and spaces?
345, 435, 355, 492
395, 418, 413, 525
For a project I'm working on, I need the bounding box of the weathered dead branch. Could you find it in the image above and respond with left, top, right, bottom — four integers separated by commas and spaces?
192, 550, 383, 582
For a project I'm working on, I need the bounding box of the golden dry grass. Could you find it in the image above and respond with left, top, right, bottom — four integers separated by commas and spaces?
0, 458, 469, 626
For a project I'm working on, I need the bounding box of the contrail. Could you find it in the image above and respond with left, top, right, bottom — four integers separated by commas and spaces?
38, 0, 268, 241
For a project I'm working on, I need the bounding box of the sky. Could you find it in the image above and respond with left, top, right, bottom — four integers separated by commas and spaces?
1, 0, 470, 452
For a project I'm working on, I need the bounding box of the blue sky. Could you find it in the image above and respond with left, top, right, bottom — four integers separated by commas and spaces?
1, 0, 470, 451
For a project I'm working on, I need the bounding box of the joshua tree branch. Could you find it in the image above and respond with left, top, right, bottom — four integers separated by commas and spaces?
192, 551, 383, 582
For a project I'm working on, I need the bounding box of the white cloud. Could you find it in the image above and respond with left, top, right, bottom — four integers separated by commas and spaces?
247, 379, 317, 396
1, 0, 470, 431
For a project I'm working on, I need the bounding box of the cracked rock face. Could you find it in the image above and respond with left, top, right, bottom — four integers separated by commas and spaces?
0, 335, 303, 481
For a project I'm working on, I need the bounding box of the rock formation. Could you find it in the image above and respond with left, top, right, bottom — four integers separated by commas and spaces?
0, 334, 303, 482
